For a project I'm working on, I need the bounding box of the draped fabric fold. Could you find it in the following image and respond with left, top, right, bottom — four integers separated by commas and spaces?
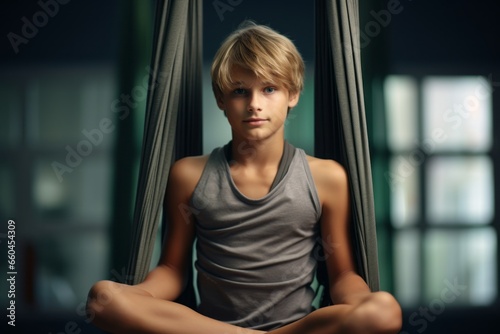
125, 0, 202, 285
314, 0, 380, 301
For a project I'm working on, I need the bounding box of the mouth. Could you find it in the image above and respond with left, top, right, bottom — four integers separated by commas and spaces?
243, 118, 268, 126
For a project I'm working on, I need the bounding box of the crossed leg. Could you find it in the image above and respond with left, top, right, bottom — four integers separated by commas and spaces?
268, 292, 402, 334
87, 280, 264, 334
87, 280, 401, 334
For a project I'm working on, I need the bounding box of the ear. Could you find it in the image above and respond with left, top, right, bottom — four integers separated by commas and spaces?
288, 91, 300, 109
216, 93, 225, 110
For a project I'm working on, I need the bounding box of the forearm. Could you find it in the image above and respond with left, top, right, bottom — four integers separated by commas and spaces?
329, 271, 372, 306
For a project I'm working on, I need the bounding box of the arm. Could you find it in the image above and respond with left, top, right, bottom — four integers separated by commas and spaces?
267, 158, 402, 334
312, 159, 371, 305
88, 154, 270, 333
135, 156, 204, 300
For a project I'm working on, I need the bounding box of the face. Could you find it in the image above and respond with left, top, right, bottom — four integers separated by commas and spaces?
216, 65, 299, 143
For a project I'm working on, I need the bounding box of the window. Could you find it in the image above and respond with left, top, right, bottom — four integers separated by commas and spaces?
378, 75, 497, 307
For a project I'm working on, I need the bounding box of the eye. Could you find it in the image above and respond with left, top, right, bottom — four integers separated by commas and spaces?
233, 88, 246, 95
264, 87, 276, 94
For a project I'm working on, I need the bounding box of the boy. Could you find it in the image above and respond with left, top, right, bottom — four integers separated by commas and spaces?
87, 22, 402, 333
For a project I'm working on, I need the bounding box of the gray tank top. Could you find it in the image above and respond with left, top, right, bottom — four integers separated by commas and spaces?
190, 146, 322, 330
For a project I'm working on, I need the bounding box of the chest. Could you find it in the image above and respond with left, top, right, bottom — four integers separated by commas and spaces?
191, 149, 322, 243
229, 165, 278, 199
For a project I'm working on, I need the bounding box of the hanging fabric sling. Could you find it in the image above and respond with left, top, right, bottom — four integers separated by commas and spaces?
125, 0, 202, 287
314, 0, 380, 305
125, 0, 380, 308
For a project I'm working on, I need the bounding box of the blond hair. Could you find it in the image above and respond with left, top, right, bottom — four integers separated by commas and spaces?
211, 21, 305, 98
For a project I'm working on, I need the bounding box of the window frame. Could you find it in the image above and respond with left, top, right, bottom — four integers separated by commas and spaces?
373, 68, 500, 309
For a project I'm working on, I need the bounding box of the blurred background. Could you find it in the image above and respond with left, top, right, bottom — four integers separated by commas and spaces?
0, 0, 498, 333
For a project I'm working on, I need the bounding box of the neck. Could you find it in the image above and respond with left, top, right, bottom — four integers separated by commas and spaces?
230, 137, 285, 167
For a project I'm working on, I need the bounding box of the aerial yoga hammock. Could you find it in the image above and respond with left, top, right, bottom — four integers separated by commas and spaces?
125, 0, 379, 309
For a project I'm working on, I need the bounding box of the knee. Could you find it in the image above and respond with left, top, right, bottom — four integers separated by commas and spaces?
353, 291, 402, 334
86, 280, 130, 325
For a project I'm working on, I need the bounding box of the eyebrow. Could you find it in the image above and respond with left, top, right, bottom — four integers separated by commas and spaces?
230, 80, 276, 87
230, 81, 246, 86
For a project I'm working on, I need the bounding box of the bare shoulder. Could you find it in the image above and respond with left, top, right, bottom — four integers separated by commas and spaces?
306, 155, 348, 203
167, 155, 210, 196
306, 155, 348, 184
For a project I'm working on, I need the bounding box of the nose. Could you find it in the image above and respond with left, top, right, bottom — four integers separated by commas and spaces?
247, 92, 262, 112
